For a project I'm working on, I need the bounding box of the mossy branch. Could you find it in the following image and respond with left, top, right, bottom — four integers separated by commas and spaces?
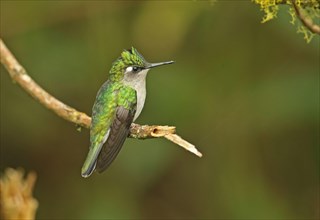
0, 39, 202, 157
291, 0, 320, 34
253, 0, 320, 42
277, 0, 320, 9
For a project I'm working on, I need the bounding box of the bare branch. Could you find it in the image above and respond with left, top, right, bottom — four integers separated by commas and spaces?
0, 39, 91, 128
0, 39, 202, 157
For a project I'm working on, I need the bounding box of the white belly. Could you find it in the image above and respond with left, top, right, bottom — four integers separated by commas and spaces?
133, 85, 146, 121
122, 69, 149, 122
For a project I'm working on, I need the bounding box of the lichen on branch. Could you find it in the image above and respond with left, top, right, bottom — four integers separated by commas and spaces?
253, 0, 320, 42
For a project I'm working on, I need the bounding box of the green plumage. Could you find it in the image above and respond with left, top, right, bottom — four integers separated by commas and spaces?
81, 81, 136, 177
109, 47, 147, 81
90, 82, 136, 145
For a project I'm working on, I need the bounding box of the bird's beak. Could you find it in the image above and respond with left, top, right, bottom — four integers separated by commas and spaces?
146, 61, 175, 69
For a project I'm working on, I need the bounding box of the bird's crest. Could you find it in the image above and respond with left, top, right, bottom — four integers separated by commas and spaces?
109, 47, 147, 81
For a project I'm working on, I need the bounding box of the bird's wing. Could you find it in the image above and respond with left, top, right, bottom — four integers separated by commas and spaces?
81, 82, 137, 177
95, 104, 136, 173
81, 81, 120, 178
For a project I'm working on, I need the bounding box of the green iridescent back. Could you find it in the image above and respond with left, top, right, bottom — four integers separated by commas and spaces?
90, 81, 136, 147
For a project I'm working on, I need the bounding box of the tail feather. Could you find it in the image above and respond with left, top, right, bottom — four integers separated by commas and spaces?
81, 143, 103, 178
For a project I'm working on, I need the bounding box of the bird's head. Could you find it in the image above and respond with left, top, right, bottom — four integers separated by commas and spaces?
109, 47, 174, 84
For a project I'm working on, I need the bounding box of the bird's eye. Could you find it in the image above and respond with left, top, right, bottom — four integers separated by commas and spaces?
132, 66, 140, 73
125, 66, 141, 74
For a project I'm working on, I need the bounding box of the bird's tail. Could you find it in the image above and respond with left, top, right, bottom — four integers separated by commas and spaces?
81, 142, 103, 178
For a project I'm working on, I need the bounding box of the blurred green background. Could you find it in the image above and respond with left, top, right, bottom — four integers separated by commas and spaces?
1, 1, 319, 219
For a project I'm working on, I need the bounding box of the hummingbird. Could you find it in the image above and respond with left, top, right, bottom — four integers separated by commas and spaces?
81, 47, 174, 178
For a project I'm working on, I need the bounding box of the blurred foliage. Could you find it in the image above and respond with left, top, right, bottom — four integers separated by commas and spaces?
0, 1, 319, 219
253, 0, 320, 42
0, 168, 38, 220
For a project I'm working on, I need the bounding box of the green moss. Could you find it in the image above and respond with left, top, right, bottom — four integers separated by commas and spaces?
253, 0, 319, 42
